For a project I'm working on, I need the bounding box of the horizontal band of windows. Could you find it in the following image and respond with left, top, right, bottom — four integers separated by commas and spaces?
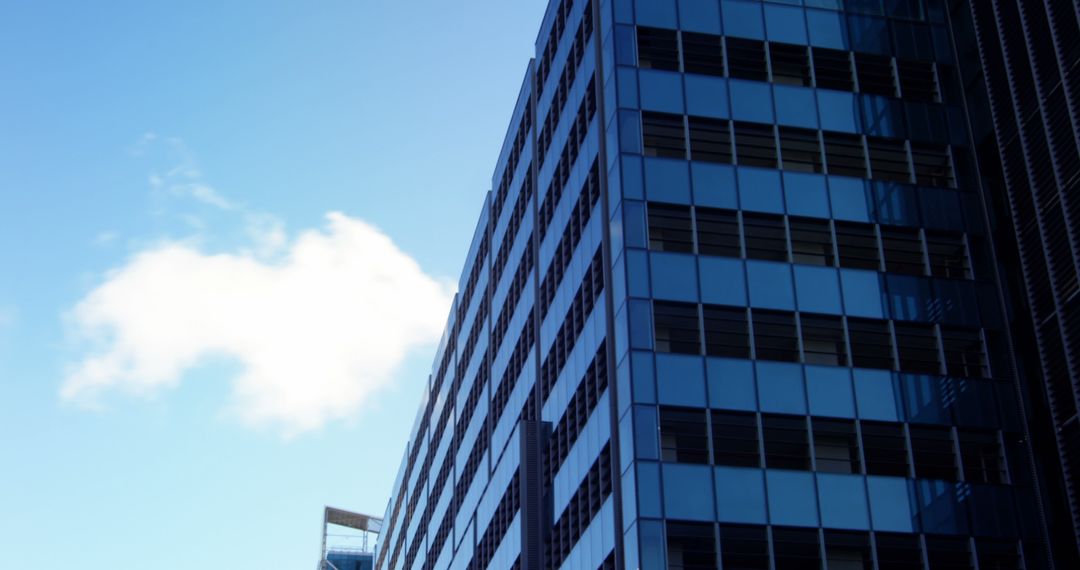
643, 202, 977, 281
639, 111, 957, 189
662, 522, 1024, 570
651, 300, 991, 379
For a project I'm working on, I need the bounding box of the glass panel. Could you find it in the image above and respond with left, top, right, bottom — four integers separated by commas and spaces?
636, 26, 679, 71
663, 463, 717, 521
648, 203, 694, 252
712, 411, 760, 467
766, 470, 820, 526
763, 414, 810, 470
714, 466, 767, 523
665, 521, 717, 569
654, 301, 701, 354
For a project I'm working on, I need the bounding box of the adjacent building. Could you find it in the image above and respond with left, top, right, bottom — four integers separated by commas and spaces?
943, 1, 1080, 567
374, 0, 1071, 568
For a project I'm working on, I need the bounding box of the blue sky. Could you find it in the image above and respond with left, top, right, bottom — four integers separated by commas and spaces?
0, 1, 547, 567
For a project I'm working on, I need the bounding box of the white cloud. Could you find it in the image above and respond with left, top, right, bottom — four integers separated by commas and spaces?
62, 212, 453, 436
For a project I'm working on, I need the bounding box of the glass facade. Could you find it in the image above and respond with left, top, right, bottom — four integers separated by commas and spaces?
374, 1, 1060, 569
328, 551, 375, 570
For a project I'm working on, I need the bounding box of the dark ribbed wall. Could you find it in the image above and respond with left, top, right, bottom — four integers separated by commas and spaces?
946, 0, 1080, 566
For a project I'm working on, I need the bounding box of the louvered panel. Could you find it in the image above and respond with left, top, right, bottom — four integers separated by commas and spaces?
1059, 420, 1080, 533
1042, 194, 1080, 300
1041, 316, 1078, 417
997, 0, 1041, 120
1063, 294, 1080, 375
1022, 219, 1059, 318
1047, 87, 1080, 186
1020, 0, 1062, 95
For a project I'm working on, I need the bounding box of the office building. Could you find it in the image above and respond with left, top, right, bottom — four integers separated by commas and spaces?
374, 1, 1063, 568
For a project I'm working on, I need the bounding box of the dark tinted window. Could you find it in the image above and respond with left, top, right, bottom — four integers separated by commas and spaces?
696, 208, 741, 257
703, 305, 750, 358
681, 31, 724, 77
667, 521, 717, 570
711, 411, 760, 467
688, 116, 732, 164
636, 27, 679, 71
862, 421, 910, 477
910, 425, 958, 481
813, 418, 861, 473
779, 127, 823, 173
660, 406, 710, 464
847, 318, 894, 369
754, 310, 799, 362
648, 203, 694, 253
654, 301, 701, 354
727, 37, 768, 81
836, 222, 880, 270
743, 213, 788, 261
720, 525, 770, 570
642, 111, 686, 158
763, 414, 810, 470
814, 47, 855, 91
801, 314, 848, 366
789, 217, 835, 266
734, 122, 778, 168
770, 43, 812, 86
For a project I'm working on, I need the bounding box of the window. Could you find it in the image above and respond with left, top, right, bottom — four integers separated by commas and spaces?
976, 540, 1021, 570
861, 421, 910, 476
654, 301, 701, 354
836, 222, 880, 270
734, 122, 778, 168
763, 414, 810, 470
825, 531, 873, 570
681, 31, 723, 77
743, 213, 788, 261
911, 143, 954, 187
824, 132, 867, 177
660, 407, 710, 464
779, 127, 823, 173
688, 116, 732, 163
772, 528, 821, 570
666, 522, 716, 570
648, 203, 694, 253
881, 226, 926, 275
959, 430, 1004, 484
695, 208, 740, 257
847, 318, 894, 370
800, 315, 848, 366
719, 525, 769, 570
726, 37, 768, 81
854, 53, 896, 96
875, 533, 924, 570
642, 111, 686, 158
703, 305, 750, 358
770, 43, 811, 86
637, 27, 679, 71
897, 59, 938, 102
711, 411, 760, 467
867, 137, 911, 182
925, 536, 973, 570
813, 419, 861, 473
813, 47, 855, 91
789, 217, 834, 266
910, 425, 958, 481
753, 310, 800, 362
940, 327, 987, 379
894, 322, 940, 374
926, 231, 970, 279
